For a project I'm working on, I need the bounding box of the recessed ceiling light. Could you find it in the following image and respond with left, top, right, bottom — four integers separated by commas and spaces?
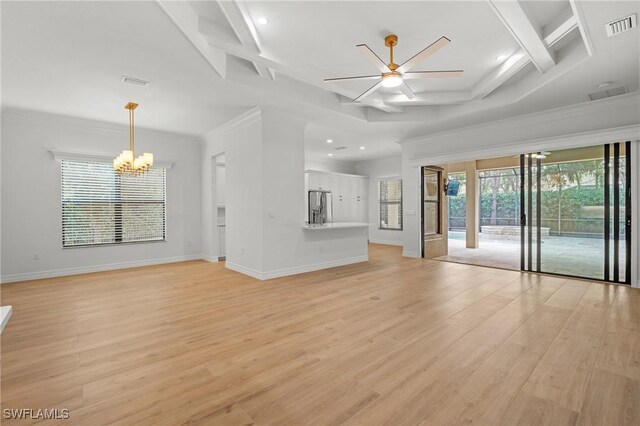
359, 146, 365, 150
328, 153, 333, 157
597, 81, 613, 88
257, 17, 269, 25
495, 55, 507, 61
326, 139, 333, 143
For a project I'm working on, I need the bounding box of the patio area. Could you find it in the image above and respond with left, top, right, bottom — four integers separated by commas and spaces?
437, 231, 626, 280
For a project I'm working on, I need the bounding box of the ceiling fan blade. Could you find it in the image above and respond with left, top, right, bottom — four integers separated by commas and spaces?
354, 80, 384, 102
403, 70, 464, 79
356, 44, 391, 73
397, 36, 451, 74
397, 81, 416, 99
324, 75, 381, 82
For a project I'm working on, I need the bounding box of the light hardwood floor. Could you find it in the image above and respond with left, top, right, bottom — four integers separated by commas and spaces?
1, 244, 639, 425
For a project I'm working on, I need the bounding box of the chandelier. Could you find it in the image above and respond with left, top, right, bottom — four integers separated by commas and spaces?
113, 102, 153, 175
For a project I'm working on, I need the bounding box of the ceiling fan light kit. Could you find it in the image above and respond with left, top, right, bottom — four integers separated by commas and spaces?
382, 72, 403, 88
324, 33, 463, 102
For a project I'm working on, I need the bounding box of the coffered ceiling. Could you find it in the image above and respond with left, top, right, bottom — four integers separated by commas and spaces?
1, 1, 638, 162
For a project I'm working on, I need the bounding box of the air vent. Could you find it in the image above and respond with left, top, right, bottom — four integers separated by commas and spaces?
605, 14, 636, 37
121, 75, 150, 88
588, 86, 627, 101
334, 146, 347, 151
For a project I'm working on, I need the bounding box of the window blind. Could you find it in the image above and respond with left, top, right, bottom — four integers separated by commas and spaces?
61, 160, 166, 247
379, 178, 403, 230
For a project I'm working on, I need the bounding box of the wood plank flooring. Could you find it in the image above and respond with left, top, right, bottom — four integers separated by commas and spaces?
1, 244, 639, 425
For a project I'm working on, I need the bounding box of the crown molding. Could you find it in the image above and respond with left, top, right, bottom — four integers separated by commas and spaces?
408, 124, 640, 167
200, 106, 262, 141
399, 92, 640, 146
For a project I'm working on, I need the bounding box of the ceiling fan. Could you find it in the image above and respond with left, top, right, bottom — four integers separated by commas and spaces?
324, 34, 463, 102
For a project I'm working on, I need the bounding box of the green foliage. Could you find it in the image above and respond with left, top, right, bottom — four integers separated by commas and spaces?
448, 187, 622, 234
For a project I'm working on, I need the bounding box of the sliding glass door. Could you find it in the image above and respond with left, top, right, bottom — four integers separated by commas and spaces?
520, 142, 631, 284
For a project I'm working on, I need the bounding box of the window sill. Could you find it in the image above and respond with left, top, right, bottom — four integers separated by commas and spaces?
379, 227, 403, 231
63, 239, 167, 249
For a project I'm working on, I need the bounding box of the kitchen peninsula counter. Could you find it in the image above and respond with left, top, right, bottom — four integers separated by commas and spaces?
302, 222, 369, 230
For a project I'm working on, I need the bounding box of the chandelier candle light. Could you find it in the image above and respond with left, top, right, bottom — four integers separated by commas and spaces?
114, 102, 153, 175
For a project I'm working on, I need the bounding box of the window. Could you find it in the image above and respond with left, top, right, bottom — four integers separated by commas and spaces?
379, 178, 403, 230
423, 168, 441, 235
61, 160, 166, 247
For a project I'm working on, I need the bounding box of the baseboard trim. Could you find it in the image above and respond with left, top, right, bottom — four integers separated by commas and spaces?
1, 254, 205, 284
224, 262, 265, 280
201, 255, 219, 263
369, 239, 403, 247
226, 255, 369, 281
402, 251, 420, 258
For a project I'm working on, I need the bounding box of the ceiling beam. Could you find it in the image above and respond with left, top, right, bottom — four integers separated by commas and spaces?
155, 0, 226, 78
472, 50, 530, 99
488, 0, 555, 73
544, 15, 577, 47
385, 91, 472, 105
217, 0, 274, 79
569, 0, 594, 56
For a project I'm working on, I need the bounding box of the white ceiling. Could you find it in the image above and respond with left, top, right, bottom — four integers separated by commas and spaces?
2, 1, 639, 162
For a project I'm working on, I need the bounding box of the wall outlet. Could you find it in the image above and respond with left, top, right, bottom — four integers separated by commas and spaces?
32, 252, 40, 260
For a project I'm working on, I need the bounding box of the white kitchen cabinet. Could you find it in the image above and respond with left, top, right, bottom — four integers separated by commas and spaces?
307, 172, 331, 190
307, 172, 320, 190
305, 170, 368, 223
355, 177, 368, 199
347, 176, 357, 198
355, 198, 367, 222
330, 175, 342, 197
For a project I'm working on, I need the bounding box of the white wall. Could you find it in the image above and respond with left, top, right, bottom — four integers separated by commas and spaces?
1, 109, 202, 282
201, 107, 368, 280
201, 109, 263, 267
355, 156, 403, 246
305, 158, 356, 174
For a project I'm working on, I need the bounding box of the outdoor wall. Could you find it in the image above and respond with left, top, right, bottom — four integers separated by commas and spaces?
1, 109, 202, 282
355, 156, 403, 246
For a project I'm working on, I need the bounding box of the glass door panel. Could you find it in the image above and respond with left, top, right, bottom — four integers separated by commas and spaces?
520, 143, 631, 284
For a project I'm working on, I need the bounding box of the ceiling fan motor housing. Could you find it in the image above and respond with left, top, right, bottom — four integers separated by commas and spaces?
384, 34, 399, 71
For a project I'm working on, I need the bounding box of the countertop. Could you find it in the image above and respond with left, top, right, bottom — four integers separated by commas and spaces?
302, 222, 369, 230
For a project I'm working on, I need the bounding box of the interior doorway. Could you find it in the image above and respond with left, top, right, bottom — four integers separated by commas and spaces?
440, 168, 522, 270
214, 154, 226, 261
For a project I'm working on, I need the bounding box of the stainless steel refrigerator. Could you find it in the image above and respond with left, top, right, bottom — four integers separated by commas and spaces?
308, 190, 333, 224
